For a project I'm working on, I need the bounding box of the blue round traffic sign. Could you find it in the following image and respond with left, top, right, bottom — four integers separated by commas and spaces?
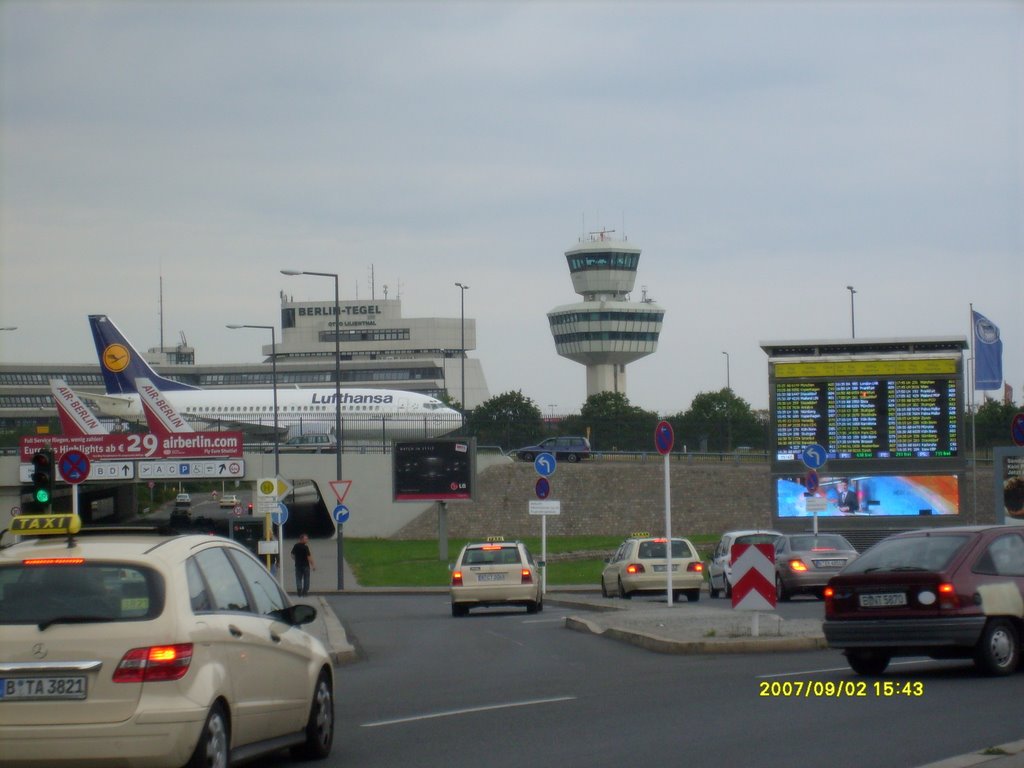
271, 503, 289, 526
535, 477, 550, 500
1012, 413, 1024, 447
801, 444, 828, 470
534, 452, 556, 477
655, 421, 674, 455
59, 449, 91, 485
333, 504, 350, 524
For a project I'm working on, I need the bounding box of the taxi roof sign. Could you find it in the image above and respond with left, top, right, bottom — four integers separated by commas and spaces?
11, 513, 83, 536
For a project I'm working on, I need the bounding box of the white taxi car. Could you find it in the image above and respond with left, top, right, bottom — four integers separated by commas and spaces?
450, 540, 543, 616
601, 535, 704, 601
218, 493, 241, 509
0, 523, 334, 768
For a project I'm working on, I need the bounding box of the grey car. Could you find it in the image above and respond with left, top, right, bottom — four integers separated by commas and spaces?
774, 533, 858, 600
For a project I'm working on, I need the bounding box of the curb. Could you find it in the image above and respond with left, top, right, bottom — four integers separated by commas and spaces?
314, 596, 359, 665
563, 615, 829, 654
914, 739, 1024, 768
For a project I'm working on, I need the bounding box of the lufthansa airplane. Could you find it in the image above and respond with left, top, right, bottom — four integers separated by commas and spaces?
86, 314, 463, 439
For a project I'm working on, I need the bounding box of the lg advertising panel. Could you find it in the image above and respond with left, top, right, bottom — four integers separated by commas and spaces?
392, 438, 475, 502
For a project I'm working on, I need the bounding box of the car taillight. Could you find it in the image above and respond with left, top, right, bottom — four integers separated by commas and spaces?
788, 559, 808, 572
521, 569, 533, 584
687, 562, 703, 572
823, 585, 834, 612
451, 570, 463, 587
938, 582, 959, 610
113, 644, 193, 683
626, 563, 645, 575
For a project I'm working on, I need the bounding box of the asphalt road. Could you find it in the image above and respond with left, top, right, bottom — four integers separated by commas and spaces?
254, 593, 1024, 768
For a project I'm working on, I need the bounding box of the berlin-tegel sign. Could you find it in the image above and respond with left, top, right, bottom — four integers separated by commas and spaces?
20, 432, 244, 462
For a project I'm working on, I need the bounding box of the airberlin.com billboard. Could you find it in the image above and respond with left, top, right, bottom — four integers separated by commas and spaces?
20, 432, 244, 461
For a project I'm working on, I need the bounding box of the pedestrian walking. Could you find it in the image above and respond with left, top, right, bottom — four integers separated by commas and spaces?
291, 533, 315, 597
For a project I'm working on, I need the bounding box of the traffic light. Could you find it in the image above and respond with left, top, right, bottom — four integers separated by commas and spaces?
31, 448, 55, 506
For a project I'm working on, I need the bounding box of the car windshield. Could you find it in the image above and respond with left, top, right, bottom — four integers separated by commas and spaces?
788, 535, 852, 552
736, 534, 779, 546
842, 534, 971, 574
637, 540, 691, 559
463, 547, 521, 566
0, 562, 162, 626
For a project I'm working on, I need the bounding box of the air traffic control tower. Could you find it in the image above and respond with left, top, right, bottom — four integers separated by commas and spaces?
547, 231, 665, 397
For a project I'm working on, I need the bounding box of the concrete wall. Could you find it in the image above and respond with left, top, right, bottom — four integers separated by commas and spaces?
394, 460, 996, 540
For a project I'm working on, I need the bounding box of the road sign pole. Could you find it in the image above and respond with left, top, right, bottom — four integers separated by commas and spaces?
337, 523, 345, 590
664, 450, 672, 605
542, 513, 547, 595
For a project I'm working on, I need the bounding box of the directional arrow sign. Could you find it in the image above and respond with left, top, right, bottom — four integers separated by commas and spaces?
534, 453, 556, 477
801, 444, 828, 470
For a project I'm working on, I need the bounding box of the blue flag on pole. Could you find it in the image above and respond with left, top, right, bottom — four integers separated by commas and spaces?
972, 310, 1003, 390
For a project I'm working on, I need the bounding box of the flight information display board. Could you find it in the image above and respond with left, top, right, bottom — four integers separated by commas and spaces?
772, 358, 960, 462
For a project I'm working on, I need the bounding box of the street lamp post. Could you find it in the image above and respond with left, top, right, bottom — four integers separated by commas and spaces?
721, 351, 730, 390
846, 285, 857, 339
455, 282, 469, 411
226, 324, 279, 475
282, 268, 344, 589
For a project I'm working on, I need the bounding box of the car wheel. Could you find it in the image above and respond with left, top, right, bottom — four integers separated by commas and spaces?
600, 578, 610, 598
974, 618, 1019, 676
708, 576, 720, 599
686, 589, 700, 602
186, 703, 229, 768
846, 651, 890, 676
776, 575, 790, 602
291, 671, 334, 759
451, 603, 469, 617
566, 453, 579, 463
520, 452, 534, 462
618, 578, 631, 599
526, 598, 542, 614
724, 578, 732, 599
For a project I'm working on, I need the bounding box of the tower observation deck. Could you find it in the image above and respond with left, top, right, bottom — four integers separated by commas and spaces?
547, 231, 665, 397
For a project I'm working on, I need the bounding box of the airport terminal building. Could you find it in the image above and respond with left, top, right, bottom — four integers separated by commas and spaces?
0, 295, 490, 433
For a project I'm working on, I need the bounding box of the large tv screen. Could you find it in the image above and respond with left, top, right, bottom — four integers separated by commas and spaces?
776, 474, 960, 518
392, 439, 475, 502
771, 358, 961, 463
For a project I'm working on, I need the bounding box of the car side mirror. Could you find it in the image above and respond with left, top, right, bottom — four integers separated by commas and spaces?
277, 603, 317, 626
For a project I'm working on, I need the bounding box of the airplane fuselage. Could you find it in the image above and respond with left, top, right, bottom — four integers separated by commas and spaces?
94, 388, 463, 439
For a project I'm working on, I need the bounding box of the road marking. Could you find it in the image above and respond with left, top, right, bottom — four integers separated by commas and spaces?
485, 629, 524, 646
756, 659, 936, 679
522, 618, 564, 624
361, 695, 577, 728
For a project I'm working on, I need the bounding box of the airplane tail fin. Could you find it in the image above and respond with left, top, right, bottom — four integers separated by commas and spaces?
137, 377, 195, 434
50, 378, 109, 436
89, 315, 198, 395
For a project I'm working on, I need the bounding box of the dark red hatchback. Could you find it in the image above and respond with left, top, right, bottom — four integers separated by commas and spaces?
825, 526, 1024, 676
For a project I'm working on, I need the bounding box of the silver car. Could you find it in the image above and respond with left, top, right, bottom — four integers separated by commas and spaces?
775, 532, 858, 600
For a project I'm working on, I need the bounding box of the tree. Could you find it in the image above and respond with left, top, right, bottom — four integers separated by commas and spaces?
670, 389, 766, 453
564, 391, 660, 451
972, 397, 1021, 452
465, 390, 543, 450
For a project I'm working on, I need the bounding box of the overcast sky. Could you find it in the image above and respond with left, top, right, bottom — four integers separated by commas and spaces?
1, 0, 1020, 415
